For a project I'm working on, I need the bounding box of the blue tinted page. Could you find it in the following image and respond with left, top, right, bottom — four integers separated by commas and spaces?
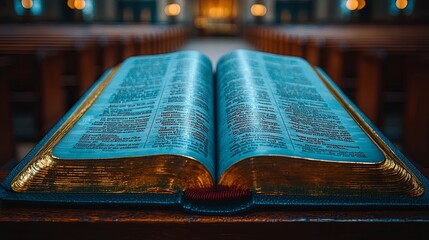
53, 51, 216, 178
216, 50, 384, 180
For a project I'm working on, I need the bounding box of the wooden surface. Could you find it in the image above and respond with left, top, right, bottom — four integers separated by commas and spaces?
1, 169, 428, 239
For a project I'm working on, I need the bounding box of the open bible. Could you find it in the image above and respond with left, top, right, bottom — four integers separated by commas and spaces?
1, 50, 428, 213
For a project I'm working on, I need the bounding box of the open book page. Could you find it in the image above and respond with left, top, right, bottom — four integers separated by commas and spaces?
53, 51, 216, 179
216, 50, 384, 180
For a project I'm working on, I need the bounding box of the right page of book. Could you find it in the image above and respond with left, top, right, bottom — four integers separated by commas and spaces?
216, 50, 384, 180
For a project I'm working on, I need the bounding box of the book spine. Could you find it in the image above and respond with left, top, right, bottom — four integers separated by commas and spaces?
181, 187, 253, 214
184, 187, 251, 202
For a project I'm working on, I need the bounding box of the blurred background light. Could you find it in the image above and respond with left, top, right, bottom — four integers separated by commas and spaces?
74, 0, 86, 10
390, 0, 414, 16
164, 3, 181, 17
396, 0, 408, 9
250, 4, 268, 17
346, 0, 359, 11
21, 0, 32, 9
67, 0, 75, 10
357, 0, 366, 10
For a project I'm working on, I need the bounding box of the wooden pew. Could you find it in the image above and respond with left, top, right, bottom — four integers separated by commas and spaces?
0, 57, 16, 166
355, 49, 428, 125
403, 54, 429, 167
324, 40, 429, 91
0, 24, 189, 97
265, 25, 429, 90
0, 48, 65, 139
114, 35, 136, 61
0, 35, 99, 140
86, 25, 141, 62
256, 26, 429, 105
247, 25, 429, 74
356, 50, 429, 167
306, 38, 327, 68
0, 36, 105, 86
0, 35, 99, 98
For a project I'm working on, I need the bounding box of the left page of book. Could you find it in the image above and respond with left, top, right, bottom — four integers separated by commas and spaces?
52, 51, 216, 179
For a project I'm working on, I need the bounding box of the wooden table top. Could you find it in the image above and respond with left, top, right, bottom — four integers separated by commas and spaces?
1, 169, 428, 239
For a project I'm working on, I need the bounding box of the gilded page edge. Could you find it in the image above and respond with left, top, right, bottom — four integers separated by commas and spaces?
10, 66, 121, 192
313, 67, 424, 194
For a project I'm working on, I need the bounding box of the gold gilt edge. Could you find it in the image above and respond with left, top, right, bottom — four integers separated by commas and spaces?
313, 66, 424, 192
10, 66, 121, 191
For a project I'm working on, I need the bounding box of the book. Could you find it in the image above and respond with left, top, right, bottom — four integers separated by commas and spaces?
1, 49, 428, 213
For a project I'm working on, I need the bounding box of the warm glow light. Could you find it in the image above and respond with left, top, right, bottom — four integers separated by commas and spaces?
67, 0, 75, 9
74, 0, 86, 10
250, 4, 267, 17
396, 0, 408, 9
164, 3, 181, 16
208, 7, 230, 18
21, 0, 33, 9
194, 17, 207, 28
357, 0, 366, 10
345, 0, 358, 11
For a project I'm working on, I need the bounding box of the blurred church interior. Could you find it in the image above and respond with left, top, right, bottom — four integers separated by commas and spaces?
0, 0, 428, 169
